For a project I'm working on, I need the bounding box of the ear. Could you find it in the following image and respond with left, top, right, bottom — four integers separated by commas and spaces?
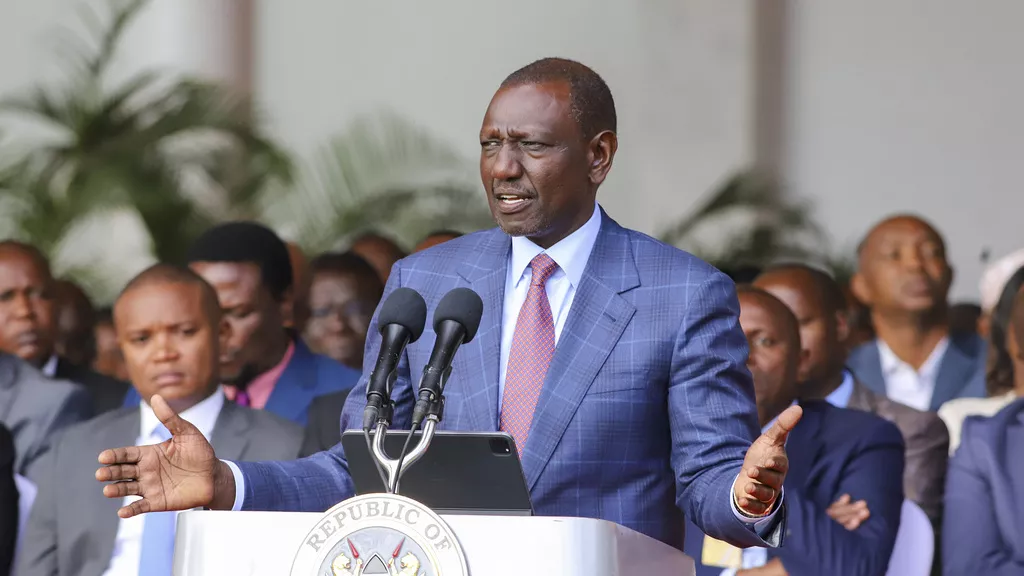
587, 130, 618, 187
834, 310, 850, 347
850, 272, 871, 306
217, 317, 232, 352
1009, 327, 1022, 362
795, 346, 812, 383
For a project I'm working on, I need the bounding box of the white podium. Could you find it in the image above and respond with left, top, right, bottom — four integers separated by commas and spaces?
174, 508, 695, 575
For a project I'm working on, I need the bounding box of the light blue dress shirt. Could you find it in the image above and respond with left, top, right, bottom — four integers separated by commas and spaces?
825, 371, 856, 409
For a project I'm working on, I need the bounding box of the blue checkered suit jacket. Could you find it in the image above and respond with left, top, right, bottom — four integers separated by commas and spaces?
236, 210, 777, 549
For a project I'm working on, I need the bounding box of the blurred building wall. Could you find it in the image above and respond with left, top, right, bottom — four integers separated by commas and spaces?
1, 0, 1021, 300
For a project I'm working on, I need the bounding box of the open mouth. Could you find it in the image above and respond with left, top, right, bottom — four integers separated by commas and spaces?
493, 191, 535, 214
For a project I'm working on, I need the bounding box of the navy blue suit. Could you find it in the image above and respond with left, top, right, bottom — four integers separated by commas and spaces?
124, 339, 359, 425
233, 211, 782, 549
847, 331, 986, 411
943, 398, 1024, 575
685, 401, 905, 576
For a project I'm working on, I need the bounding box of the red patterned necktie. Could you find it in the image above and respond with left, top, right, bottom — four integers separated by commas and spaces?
500, 253, 560, 456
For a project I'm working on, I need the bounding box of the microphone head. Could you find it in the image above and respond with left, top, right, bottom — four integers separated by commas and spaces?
433, 288, 484, 343
377, 287, 428, 342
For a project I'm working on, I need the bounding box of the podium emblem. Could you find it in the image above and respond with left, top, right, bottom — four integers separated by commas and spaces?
290, 493, 468, 576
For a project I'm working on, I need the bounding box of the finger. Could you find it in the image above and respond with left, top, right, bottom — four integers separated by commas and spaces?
103, 481, 142, 499
98, 446, 144, 466
737, 497, 771, 516
119, 497, 153, 519
831, 494, 851, 508
151, 394, 191, 437
762, 405, 803, 446
95, 464, 140, 482
747, 466, 784, 490
743, 481, 777, 504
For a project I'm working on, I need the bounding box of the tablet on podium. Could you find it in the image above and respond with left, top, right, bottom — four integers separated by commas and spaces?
341, 429, 534, 516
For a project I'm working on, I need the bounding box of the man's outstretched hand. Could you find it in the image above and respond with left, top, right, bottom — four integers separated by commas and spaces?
734, 405, 803, 517
95, 394, 236, 518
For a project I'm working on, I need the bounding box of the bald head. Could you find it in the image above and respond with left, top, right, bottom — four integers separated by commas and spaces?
852, 214, 952, 319
754, 265, 849, 397
0, 240, 57, 365
115, 264, 221, 326
737, 286, 804, 427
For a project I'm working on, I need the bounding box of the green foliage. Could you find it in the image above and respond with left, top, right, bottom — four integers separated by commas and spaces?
0, 0, 292, 272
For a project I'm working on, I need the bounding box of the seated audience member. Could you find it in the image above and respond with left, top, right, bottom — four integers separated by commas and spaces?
0, 421, 16, 576
349, 231, 405, 283
121, 223, 361, 425
685, 287, 904, 576
52, 279, 97, 367
303, 251, 384, 370
942, 290, 1024, 575
16, 264, 303, 576
976, 247, 1024, 338
413, 230, 463, 253
755, 264, 947, 532
939, 265, 1024, 453
848, 215, 985, 411
0, 241, 128, 413
93, 307, 129, 381
300, 252, 383, 455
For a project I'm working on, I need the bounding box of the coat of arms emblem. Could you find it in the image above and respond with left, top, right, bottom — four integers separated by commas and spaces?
290, 493, 468, 576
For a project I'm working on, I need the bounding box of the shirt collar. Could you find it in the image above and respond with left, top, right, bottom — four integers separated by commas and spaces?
825, 371, 856, 409
877, 336, 949, 379
41, 355, 58, 377
139, 386, 225, 442
509, 203, 602, 289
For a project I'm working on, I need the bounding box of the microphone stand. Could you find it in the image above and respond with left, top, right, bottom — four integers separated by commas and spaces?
369, 372, 448, 495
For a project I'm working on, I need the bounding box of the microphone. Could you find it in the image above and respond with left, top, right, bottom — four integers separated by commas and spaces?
362, 287, 428, 430
411, 288, 484, 427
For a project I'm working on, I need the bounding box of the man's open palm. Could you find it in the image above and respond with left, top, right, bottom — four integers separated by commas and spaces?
734, 405, 802, 516
96, 395, 220, 518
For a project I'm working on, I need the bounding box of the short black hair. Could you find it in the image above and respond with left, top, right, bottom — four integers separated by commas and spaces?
186, 221, 293, 301
310, 252, 384, 299
758, 263, 847, 314
115, 263, 221, 324
500, 57, 617, 139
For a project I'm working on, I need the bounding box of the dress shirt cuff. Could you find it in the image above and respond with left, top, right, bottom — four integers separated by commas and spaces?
222, 460, 245, 512
729, 474, 784, 536
719, 570, 738, 576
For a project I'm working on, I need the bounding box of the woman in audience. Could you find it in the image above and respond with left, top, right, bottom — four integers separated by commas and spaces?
938, 264, 1024, 453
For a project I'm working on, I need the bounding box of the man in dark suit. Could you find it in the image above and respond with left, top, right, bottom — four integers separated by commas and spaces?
97, 58, 802, 550
755, 264, 949, 527
685, 287, 904, 576
943, 288, 1024, 575
300, 389, 351, 456
0, 241, 129, 413
122, 223, 361, 425
17, 264, 304, 576
846, 216, 986, 410
0, 422, 17, 576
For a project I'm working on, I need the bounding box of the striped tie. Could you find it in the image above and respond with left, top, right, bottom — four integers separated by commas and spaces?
500, 253, 559, 456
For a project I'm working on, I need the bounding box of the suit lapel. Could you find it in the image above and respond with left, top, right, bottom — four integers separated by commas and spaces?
931, 333, 978, 410
456, 229, 511, 432
522, 215, 639, 490
846, 343, 886, 396
264, 340, 316, 422
95, 410, 140, 562
786, 402, 823, 489
210, 402, 251, 460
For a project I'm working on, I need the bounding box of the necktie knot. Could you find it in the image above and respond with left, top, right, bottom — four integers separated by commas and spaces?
529, 253, 559, 287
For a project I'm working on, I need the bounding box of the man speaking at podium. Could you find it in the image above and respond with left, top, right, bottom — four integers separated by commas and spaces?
96, 58, 801, 551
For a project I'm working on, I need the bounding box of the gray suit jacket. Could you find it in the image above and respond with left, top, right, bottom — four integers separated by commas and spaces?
848, 379, 949, 527
0, 354, 92, 480
15, 399, 304, 576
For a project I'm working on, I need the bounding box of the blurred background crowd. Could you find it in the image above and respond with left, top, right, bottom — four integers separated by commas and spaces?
0, 1, 1021, 575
